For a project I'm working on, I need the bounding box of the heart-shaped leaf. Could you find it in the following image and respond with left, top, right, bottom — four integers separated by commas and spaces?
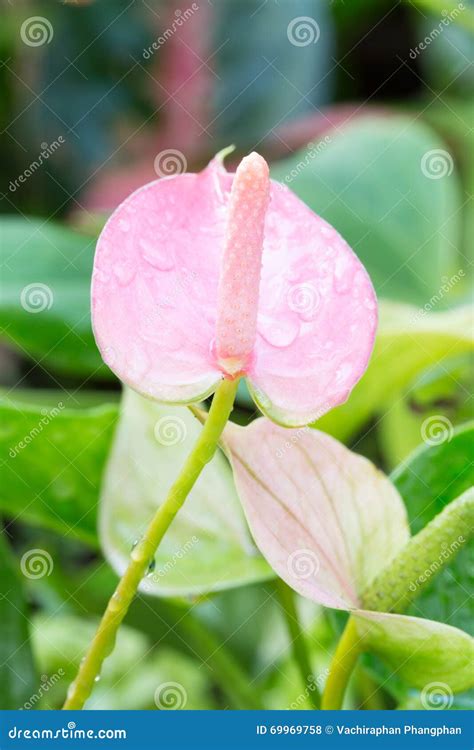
223, 418, 410, 609
99, 388, 272, 597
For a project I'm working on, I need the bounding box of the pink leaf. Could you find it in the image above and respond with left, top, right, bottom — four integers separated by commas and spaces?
222, 418, 409, 609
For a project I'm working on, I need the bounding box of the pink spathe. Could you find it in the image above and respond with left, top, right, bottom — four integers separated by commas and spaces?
92, 152, 377, 426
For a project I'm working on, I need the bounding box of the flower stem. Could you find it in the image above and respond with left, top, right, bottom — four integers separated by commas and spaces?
321, 617, 361, 710
62, 377, 239, 710
276, 578, 320, 709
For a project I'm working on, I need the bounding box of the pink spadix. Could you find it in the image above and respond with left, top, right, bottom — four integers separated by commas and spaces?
215, 153, 270, 375
92, 151, 377, 427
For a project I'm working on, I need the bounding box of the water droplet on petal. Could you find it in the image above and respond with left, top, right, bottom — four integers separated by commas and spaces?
334, 256, 353, 294
364, 296, 376, 310
114, 261, 136, 286
258, 315, 299, 348
335, 362, 353, 386
127, 346, 149, 380
140, 238, 174, 271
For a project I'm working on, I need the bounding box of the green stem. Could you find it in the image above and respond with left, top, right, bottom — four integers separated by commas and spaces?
276, 579, 320, 709
322, 618, 361, 710
63, 378, 239, 710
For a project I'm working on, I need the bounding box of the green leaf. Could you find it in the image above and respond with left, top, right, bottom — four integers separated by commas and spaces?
354, 610, 474, 694
315, 302, 473, 441
0, 394, 117, 546
0, 216, 107, 376
392, 422, 474, 635
100, 389, 273, 597
0, 528, 37, 708
378, 353, 473, 468
271, 116, 462, 305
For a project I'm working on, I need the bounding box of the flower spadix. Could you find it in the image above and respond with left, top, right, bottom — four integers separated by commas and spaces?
92, 151, 377, 426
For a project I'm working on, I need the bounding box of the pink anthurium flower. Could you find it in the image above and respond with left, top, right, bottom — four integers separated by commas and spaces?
92, 151, 377, 426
